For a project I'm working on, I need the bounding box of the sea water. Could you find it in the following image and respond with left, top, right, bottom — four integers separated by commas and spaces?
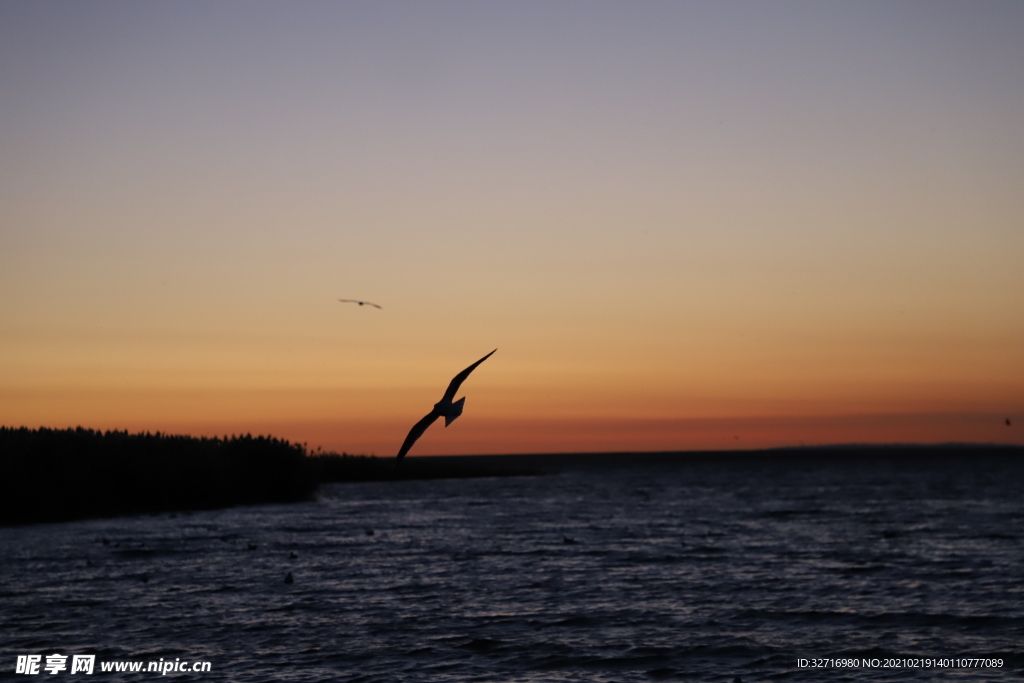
1, 451, 1022, 681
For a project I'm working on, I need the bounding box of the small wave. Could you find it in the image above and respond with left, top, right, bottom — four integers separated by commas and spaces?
460, 637, 504, 652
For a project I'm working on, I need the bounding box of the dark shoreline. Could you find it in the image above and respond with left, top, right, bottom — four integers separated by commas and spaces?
413, 441, 1024, 468
390, 442, 1024, 478
2, 426, 1021, 526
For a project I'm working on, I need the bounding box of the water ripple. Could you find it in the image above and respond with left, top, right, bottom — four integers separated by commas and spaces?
2, 454, 1023, 680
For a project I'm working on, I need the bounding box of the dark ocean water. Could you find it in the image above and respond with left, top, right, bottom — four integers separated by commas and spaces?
2, 450, 1022, 682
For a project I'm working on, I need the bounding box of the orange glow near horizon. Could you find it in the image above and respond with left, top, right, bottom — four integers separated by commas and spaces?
3, 374, 1021, 455
1, 412, 1019, 457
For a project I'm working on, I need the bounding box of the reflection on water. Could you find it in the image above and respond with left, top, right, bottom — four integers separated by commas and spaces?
2, 453, 1022, 681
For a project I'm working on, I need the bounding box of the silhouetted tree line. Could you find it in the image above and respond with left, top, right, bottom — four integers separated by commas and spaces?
0, 426, 547, 525
0, 427, 316, 525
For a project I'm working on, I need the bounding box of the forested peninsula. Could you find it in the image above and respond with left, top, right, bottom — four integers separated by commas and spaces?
0, 427, 318, 525
0, 426, 536, 525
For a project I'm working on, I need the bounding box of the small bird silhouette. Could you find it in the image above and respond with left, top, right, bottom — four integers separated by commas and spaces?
339, 299, 382, 309
395, 349, 496, 462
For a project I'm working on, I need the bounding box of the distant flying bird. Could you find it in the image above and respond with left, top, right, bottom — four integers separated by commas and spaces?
339, 299, 382, 309
395, 349, 497, 462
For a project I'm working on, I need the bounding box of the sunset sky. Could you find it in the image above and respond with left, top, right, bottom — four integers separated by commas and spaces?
2, 1, 1022, 455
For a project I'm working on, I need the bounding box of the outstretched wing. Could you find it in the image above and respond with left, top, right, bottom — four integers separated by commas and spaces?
440, 349, 497, 403
396, 409, 441, 461
339, 299, 383, 309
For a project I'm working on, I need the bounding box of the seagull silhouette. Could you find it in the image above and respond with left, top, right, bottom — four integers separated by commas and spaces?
339, 299, 382, 309
395, 349, 496, 462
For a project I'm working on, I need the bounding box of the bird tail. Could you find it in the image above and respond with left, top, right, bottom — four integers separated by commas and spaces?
444, 397, 465, 427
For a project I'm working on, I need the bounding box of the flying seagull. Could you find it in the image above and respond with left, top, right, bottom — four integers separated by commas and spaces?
395, 349, 497, 462
339, 299, 382, 309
